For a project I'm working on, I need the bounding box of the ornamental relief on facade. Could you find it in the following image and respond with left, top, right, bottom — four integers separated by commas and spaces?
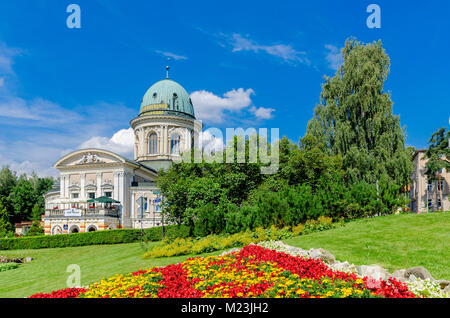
77, 152, 104, 165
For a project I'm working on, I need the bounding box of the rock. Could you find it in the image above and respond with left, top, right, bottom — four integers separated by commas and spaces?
408, 274, 417, 282
308, 248, 336, 264
444, 285, 450, 295
392, 269, 406, 277
405, 266, 434, 280
356, 265, 390, 281
437, 280, 450, 290
0, 256, 22, 263
286, 246, 308, 257
332, 261, 352, 273
220, 248, 240, 256
24, 257, 33, 263
391, 269, 407, 282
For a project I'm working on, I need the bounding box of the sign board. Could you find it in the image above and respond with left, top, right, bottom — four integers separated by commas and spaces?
63, 224, 68, 230
64, 208, 82, 217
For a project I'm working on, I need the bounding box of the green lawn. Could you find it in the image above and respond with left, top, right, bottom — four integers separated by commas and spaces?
1, 212, 448, 298
284, 212, 450, 280
0, 241, 223, 298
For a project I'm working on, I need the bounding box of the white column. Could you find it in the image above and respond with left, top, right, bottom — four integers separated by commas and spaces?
164, 125, 168, 154
80, 174, 86, 200
64, 176, 69, 199
113, 172, 119, 200
96, 173, 102, 198
131, 192, 135, 219
119, 172, 124, 208
60, 175, 64, 199
159, 125, 163, 154
139, 129, 145, 157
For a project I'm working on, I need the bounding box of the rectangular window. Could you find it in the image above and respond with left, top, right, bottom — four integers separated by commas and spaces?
438, 180, 444, 191
427, 182, 433, 192
437, 198, 442, 209
144, 198, 149, 213
428, 199, 433, 210
104, 192, 112, 198
88, 192, 95, 199
71, 193, 79, 199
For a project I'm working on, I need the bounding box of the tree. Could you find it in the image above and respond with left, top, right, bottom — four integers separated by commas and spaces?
31, 203, 43, 221
10, 176, 36, 223
0, 166, 17, 219
0, 198, 13, 237
26, 220, 44, 236
307, 38, 412, 188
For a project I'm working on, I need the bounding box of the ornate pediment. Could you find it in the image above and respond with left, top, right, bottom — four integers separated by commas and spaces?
77, 152, 104, 165
54, 149, 129, 169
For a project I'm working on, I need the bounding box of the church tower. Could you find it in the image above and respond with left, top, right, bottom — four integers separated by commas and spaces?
130, 67, 196, 171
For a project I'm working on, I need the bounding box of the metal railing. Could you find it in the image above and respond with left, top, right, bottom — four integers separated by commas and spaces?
45, 208, 120, 218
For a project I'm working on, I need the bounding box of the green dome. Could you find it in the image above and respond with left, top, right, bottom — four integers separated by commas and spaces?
139, 79, 195, 119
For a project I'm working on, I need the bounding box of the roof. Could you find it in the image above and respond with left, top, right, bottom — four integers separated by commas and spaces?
412, 149, 427, 159
139, 79, 195, 119
52, 148, 158, 176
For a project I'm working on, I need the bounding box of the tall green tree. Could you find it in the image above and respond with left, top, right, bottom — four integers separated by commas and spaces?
0, 198, 14, 237
0, 166, 17, 217
10, 176, 36, 223
307, 38, 412, 187
424, 127, 450, 179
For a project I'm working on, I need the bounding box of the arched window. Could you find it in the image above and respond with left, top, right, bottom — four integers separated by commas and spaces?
149, 133, 158, 155
171, 134, 180, 155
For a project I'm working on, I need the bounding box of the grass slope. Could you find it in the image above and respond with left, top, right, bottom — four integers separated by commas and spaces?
284, 212, 450, 279
1, 212, 448, 298
0, 241, 222, 298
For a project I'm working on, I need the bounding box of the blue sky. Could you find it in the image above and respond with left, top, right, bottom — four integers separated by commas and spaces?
0, 0, 449, 176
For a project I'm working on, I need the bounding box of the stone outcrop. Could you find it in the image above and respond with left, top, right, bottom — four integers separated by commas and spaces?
405, 266, 434, 280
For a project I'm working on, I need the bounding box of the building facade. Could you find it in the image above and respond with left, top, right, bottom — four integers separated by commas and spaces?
409, 149, 449, 213
44, 71, 197, 235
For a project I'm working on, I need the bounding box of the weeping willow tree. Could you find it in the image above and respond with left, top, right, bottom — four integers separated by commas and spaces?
425, 127, 450, 178
307, 38, 412, 188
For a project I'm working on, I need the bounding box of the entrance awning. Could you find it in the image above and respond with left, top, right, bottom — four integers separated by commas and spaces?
87, 196, 120, 204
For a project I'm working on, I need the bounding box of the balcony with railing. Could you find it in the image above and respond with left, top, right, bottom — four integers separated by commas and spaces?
45, 208, 120, 218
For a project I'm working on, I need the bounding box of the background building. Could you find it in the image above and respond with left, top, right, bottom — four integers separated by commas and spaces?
409, 149, 449, 213
43, 70, 197, 234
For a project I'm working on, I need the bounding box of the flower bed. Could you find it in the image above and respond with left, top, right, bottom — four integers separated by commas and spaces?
28, 245, 417, 298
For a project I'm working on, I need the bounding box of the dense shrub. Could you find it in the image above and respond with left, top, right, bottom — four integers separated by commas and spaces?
0, 262, 19, 272
0, 225, 190, 251
26, 220, 45, 237
143, 226, 292, 259
143, 217, 342, 259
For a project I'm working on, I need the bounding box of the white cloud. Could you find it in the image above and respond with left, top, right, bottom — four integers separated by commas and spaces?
155, 50, 188, 61
190, 88, 255, 123
0, 41, 139, 177
325, 44, 343, 71
0, 43, 21, 75
79, 128, 134, 158
250, 106, 275, 119
0, 96, 82, 124
221, 33, 309, 65
199, 130, 225, 154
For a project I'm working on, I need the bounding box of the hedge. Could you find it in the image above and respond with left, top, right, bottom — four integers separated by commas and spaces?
0, 225, 190, 251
